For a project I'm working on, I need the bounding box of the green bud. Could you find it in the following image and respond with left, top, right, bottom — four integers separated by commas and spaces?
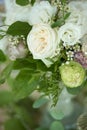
59, 61, 85, 88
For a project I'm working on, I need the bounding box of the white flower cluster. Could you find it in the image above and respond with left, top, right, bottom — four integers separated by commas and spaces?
27, 1, 87, 66
58, 1, 87, 46
0, 0, 87, 67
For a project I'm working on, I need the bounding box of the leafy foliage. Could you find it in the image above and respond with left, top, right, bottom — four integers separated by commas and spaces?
51, 19, 64, 28
7, 21, 32, 37
0, 49, 6, 62
16, 0, 29, 6
0, 29, 6, 39
60, 0, 67, 4
33, 96, 49, 108
31, 0, 36, 5
4, 118, 26, 130
13, 58, 37, 70
10, 69, 40, 100
16, 0, 36, 6
49, 109, 64, 120
38, 70, 63, 106
51, 12, 71, 28
67, 86, 83, 95
0, 34, 5, 40
50, 121, 64, 130
0, 91, 14, 106
0, 62, 14, 84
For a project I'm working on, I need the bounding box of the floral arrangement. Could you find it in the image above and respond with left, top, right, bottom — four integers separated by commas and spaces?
0, 0, 87, 106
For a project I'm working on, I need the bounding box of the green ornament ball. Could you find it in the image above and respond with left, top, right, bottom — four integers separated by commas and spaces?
59, 61, 85, 88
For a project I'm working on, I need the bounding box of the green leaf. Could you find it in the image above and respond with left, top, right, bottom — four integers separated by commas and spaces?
0, 91, 14, 106
11, 69, 40, 100
0, 35, 5, 40
4, 118, 26, 130
0, 49, 6, 62
36, 60, 48, 72
50, 121, 64, 130
64, 12, 71, 20
7, 21, 32, 37
14, 106, 32, 128
49, 109, 64, 120
31, 0, 35, 5
36, 128, 48, 130
33, 97, 49, 108
47, 0, 51, 3
16, 0, 29, 6
60, 0, 66, 4
51, 19, 64, 28
67, 86, 82, 95
13, 58, 36, 70
0, 62, 13, 84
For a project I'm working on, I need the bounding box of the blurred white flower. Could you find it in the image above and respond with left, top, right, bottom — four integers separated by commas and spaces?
6, 35, 27, 60
82, 35, 87, 56
68, 1, 87, 12
28, 1, 57, 25
58, 23, 82, 46
27, 24, 60, 67
67, 1, 87, 35
55, 88, 74, 116
4, 0, 31, 25
0, 35, 27, 60
6, 42, 27, 60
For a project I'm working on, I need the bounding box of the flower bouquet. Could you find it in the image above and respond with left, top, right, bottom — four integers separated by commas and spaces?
0, 0, 87, 109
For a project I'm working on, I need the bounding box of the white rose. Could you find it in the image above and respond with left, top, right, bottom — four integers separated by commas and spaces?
27, 24, 60, 67
5, 0, 31, 25
28, 1, 57, 25
58, 23, 82, 46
